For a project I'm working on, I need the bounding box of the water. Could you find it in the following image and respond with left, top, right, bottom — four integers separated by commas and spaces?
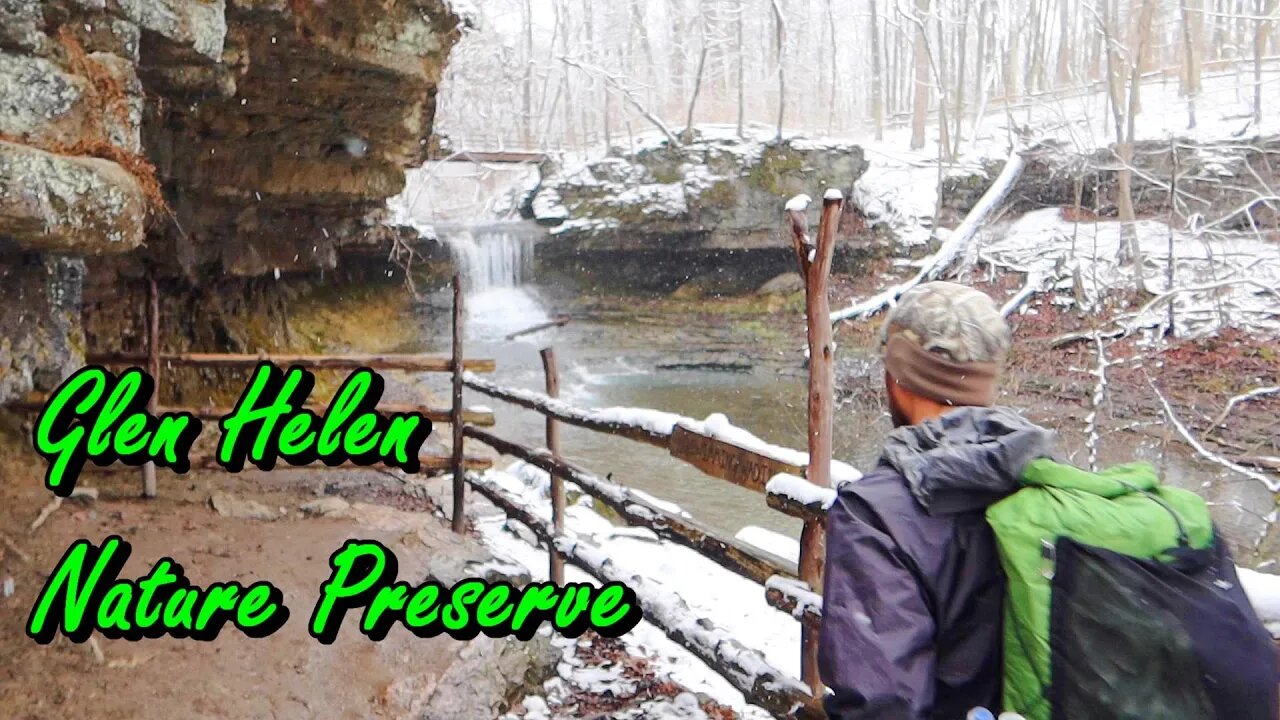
428, 223, 834, 541
442, 226, 535, 292
424, 221, 1273, 557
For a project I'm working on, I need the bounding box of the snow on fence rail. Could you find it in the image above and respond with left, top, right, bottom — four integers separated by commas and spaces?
764, 576, 824, 629
465, 471, 825, 720
459, 372, 849, 714
462, 372, 862, 484
765, 473, 838, 521
463, 425, 797, 584
462, 371, 675, 447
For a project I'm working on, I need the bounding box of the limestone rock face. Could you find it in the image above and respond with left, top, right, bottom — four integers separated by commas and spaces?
0, 0, 461, 402
525, 131, 873, 293
0, 256, 86, 402
142, 0, 461, 278
0, 141, 147, 253
529, 133, 869, 252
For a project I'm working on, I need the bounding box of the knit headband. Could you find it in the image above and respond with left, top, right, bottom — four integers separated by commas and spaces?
883, 333, 1000, 407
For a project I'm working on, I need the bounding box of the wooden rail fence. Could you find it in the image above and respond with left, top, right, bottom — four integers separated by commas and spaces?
4, 194, 848, 718
458, 368, 835, 719
7, 275, 497, 493
450, 190, 846, 718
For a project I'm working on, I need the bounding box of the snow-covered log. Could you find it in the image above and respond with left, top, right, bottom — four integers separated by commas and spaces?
465, 472, 823, 719
464, 426, 798, 584
560, 533, 825, 719
830, 148, 1026, 324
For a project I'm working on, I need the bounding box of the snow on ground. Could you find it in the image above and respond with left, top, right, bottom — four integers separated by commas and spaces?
735, 526, 800, 564
975, 207, 1280, 337
852, 65, 1280, 245
475, 461, 793, 718
1239, 565, 1280, 637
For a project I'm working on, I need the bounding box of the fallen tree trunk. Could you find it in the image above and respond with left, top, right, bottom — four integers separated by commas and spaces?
830, 148, 1026, 324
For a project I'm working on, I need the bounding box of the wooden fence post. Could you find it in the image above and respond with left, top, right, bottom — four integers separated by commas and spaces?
450, 274, 467, 534
540, 348, 565, 584
142, 274, 159, 498
787, 191, 842, 694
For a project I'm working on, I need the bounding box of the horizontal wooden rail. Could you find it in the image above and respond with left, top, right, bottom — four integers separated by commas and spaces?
764, 474, 837, 522
463, 373, 672, 448
82, 453, 493, 473
668, 424, 805, 494
464, 425, 797, 584
465, 472, 822, 720
86, 352, 496, 373
764, 576, 823, 630
5, 401, 496, 428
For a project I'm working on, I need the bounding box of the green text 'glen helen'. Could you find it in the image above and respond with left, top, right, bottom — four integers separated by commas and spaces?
32, 367, 201, 496
217, 363, 433, 472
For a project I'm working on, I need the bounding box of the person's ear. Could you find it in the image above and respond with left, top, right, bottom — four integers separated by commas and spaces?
885, 370, 913, 427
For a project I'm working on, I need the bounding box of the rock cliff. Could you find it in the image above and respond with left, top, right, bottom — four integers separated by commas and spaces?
524, 131, 875, 294
0, 0, 461, 403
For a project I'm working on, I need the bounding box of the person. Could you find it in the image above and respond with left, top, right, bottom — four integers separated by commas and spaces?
818, 281, 1053, 719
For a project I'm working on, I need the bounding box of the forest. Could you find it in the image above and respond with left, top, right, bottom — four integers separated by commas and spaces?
440, 0, 1276, 153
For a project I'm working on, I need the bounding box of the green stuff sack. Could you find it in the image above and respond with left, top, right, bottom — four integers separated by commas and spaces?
986, 458, 1277, 720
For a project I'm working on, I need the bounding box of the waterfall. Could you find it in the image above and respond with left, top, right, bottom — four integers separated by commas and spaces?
438, 227, 536, 291
436, 225, 548, 340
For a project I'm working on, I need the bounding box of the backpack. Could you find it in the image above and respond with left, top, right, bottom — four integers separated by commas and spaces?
985, 458, 1279, 720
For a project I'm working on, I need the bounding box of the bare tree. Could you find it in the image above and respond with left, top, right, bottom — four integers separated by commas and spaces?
772, 0, 787, 140
684, 13, 710, 142
433, 0, 1272, 158
869, 0, 885, 140
825, 0, 839, 132
737, 0, 746, 137
1181, 0, 1204, 129
910, 0, 932, 149
1112, 0, 1157, 280
1254, 0, 1277, 125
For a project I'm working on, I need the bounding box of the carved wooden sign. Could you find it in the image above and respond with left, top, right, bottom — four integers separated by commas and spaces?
668, 424, 803, 493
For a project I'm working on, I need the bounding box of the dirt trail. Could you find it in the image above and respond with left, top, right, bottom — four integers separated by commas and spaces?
0, 430, 542, 719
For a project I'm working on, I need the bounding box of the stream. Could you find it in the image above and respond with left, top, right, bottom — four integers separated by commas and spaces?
410, 222, 863, 542
402, 216, 1272, 560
